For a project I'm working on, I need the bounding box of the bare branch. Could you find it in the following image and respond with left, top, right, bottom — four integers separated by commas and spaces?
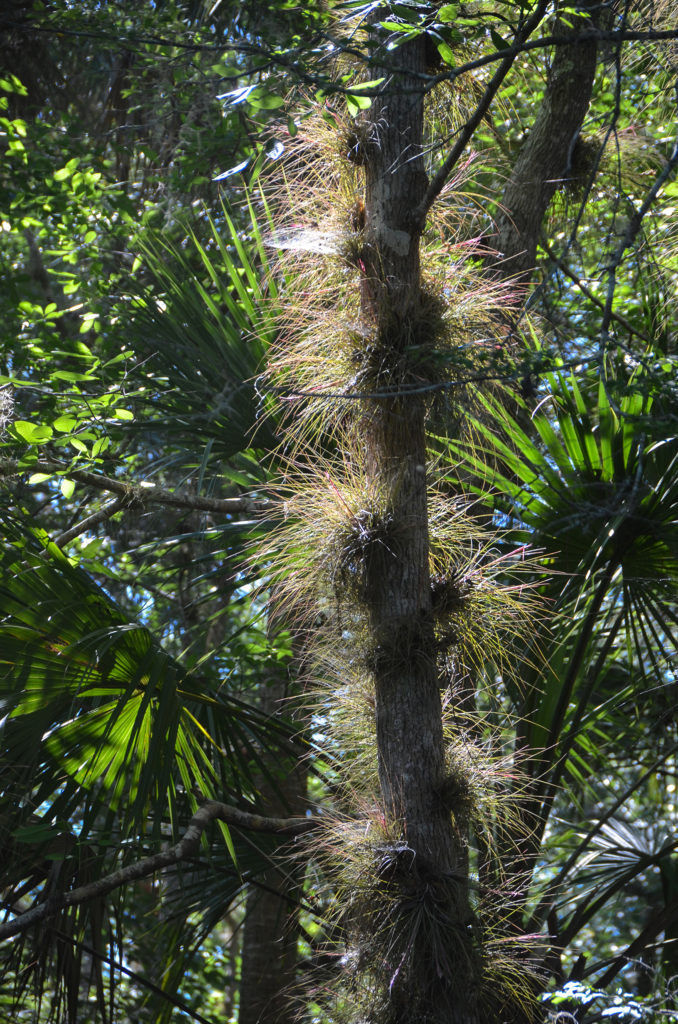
0, 459, 267, 515
422, 27, 678, 85
600, 122, 678, 359
12, 17, 678, 70
0, 801, 320, 942
55, 930, 216, 1024
527, 738, 678, 935
54, 496, 127, 547
594, 892, 678, 989
541, 240, 650, 344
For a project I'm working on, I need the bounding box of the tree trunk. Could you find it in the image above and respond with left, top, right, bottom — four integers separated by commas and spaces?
356, 33, 481, 1024
489, 3, 599, 919
238, 668, 307, 1024
238, 863, 301, 1024
493, 4, 599, 281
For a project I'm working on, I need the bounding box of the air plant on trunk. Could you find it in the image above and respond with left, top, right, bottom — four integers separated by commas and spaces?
257, 29, 546, 1024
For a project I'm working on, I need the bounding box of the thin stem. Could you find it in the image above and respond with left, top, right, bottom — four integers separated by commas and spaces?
54, 496, 127, 546
0, 800, 320, 941
0, 459, 264, 515
411, 0, 550, 225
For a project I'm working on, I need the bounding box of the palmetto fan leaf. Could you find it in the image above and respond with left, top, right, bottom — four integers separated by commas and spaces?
575, 819, 676, 888
442, 365, 678, 957
0, 516, 298, 1019
466, 374, 677, 588
0, 516, 294, 872
0, 194, 300, 1021
446, 368, 678, 741
125, 202, 280, 468
552, 817, 678, 980
121, 824, 313, 1024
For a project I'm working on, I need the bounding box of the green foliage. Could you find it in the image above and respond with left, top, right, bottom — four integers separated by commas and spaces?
0, 13, 301, 1007
0, 0, 677, 1021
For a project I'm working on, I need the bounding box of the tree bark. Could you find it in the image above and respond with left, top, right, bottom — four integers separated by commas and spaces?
357, 34, 480, 1024
493, 4, 599, 282
238, 667, 307, 1024
363, 42, 451, 866
486, 4, 600, 992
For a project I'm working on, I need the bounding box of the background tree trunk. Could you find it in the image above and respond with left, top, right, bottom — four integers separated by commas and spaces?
493, 3, 598, 281
238, 667, 307, 1024
489, 3, 599, 924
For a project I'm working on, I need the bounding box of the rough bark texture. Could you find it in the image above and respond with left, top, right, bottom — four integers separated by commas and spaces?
364, 32, 449, 868
238, 868, 300, 1024
238, 669, 307, 1024
493, 5, 599, 281
359, 34, 480, 1024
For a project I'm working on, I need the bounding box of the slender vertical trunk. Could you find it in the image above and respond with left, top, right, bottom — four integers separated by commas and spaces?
239, 854, 301, 1024
488, 2, 599, 936
238, 663, 306, 1024
492, 3, 598, 281
357, 34, 480, 1024
363, 48, 458, 875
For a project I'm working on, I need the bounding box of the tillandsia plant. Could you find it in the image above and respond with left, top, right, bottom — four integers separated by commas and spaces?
258, 25, 546, 1024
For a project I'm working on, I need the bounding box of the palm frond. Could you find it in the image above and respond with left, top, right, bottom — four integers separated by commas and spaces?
0, 511, 301, 1019
0, 516, 296, 876
125, 200, 280, 466
444, 366, 678, 738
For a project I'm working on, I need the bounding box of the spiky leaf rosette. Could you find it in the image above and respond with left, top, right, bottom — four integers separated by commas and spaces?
261, 105, 525, 450
266, 248, 522, 447
307, 791, 543, 1024
259, 451, 541, 657
254, 49, 547, 1024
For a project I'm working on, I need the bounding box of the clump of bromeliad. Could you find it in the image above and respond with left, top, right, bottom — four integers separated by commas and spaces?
258, 91, 545, 1024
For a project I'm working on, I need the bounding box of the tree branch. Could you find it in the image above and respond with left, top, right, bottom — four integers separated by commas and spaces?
0, 459, 266, 515
422, 27, 678, 85
592, 892, 678, 989
11, 18, 678, 68
54, 496, 127, 547
527, 738, 678, 936
411, 0, 551, 226
492, 0, 600, 281
0, 801, 320, 942
56, 930, 216, 1024
541, 239, 651, 343
600, 118, 678, 360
